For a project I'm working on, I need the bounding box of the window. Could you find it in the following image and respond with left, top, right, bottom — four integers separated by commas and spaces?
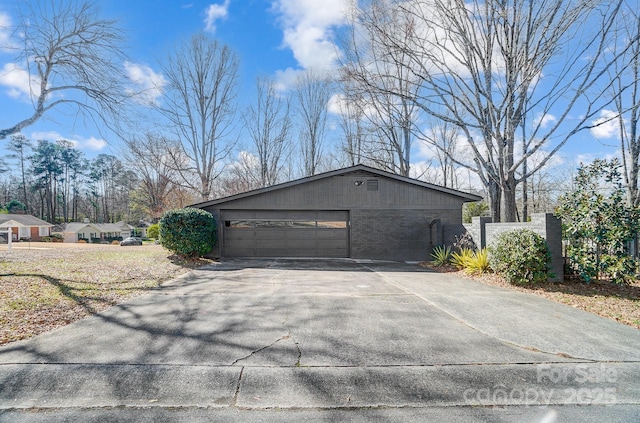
367, 179, 379, 191
226, 220, 253, 228
39, 227, 49, 236
317, 221, 347, 229
225, 219, 347, 229
254, 220, 287, 228
19, 227, 30, 238
288, 220, 316, 228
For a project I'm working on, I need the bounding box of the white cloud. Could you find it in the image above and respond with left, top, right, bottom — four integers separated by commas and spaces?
273, 67, 304, 91
85, 136, 107, 151
30, 131, 71, 143
0, 11, 15, 52
29, 131, 107, 152
590, 109, 620, 140
0, 62, 40, 101
327, 93, 346, 115
204, 0, 230, 33
533, 113, 557, 129
124, 61, 166, 106
524, 148, 565, 170
272, 0, 348, 78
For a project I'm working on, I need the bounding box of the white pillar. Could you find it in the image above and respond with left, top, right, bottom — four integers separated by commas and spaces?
7, 225, 11, 252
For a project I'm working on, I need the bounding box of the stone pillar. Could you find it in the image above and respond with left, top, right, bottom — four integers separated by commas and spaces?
544, 214, 564, 282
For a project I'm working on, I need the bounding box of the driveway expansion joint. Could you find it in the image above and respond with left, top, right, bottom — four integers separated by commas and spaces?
231, 367, 244, 407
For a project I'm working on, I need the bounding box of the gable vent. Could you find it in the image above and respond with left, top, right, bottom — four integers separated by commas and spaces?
367, 179, 379, 191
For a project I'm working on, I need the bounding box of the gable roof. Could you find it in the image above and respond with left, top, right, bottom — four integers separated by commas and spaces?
61, 222, 102, 233
0, 214, 53, 227
98, 223, 125, 233
61, 222, 128, 233
191, 164, 482, 208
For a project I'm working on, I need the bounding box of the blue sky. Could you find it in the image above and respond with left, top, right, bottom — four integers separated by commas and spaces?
0, 0, 350, 157
0, 0, 625, 184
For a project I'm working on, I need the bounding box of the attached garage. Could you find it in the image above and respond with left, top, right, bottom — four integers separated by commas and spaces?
191, 165, 482, 261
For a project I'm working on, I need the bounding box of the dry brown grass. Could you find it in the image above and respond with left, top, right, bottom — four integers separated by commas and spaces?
0, 243, 214, 345
422, 262, 640, 330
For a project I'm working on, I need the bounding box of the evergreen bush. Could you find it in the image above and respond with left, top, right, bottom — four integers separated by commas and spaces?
489, 229, 552, 285
159, 208, 216, 257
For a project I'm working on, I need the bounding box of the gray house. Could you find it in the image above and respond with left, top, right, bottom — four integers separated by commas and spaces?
191, 165, 481, 261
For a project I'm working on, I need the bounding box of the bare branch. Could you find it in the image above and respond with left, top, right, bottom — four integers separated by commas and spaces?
0, 0, 127, 140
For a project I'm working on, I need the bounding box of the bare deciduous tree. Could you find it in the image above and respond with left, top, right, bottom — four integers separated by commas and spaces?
124, 133, 180, 221
335, 90, 369, 167
341, 6, 421, 177
295, 70, 332, 177
421, 120, 461, 188
0, 0, 126, 140
217, 151, 263, 197
347, 0, 629, 221
607, 2, 640, 207
161, 33, 239, 201
244, 77, 292, 187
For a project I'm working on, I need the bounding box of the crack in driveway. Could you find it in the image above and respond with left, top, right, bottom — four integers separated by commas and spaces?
230, 335, 295, 366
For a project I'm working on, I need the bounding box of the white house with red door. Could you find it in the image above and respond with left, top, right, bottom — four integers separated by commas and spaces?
0, 214, 53, 241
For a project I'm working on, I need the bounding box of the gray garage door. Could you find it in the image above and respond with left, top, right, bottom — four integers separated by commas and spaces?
222, 210, 349, 257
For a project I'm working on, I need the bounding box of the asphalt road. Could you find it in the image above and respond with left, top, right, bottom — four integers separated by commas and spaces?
1, 259, 639, 422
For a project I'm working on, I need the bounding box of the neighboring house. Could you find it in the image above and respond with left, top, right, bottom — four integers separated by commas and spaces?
60, 222, 130, 243
115, 221, 134, 238
134, 221, 152, 238
0, 214, 53, 241
191, 164, 482, 261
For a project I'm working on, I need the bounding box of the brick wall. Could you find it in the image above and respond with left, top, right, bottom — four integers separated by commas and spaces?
351, 209, 461, 261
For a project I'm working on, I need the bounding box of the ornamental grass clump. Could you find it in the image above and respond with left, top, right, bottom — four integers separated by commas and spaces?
489, 229, 552, 285
430, 245, 452, 266
465, 248, 490, 275
450, 247, 490, 275
451, 247, 474, 270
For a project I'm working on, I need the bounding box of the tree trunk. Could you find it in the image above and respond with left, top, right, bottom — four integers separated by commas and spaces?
501, 175, 518, 222
488, 180, 501, 223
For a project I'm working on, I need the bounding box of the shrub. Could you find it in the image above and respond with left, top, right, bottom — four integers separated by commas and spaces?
463, 201, 489, 223
147, 223, 160, 240
77, 239, 87, 244
489, 229, 552, 285
556, 159, 639, 284
159, 208, 216, 257
451, 247, 474, 269
431, 245, 451, 266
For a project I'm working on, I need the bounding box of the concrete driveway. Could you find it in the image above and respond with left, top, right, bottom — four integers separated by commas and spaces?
1, 259, 639, 422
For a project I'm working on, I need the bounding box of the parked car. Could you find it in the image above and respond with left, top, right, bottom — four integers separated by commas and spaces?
120, 237, 143, 246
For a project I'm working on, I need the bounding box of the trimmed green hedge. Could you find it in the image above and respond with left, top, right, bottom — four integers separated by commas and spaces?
159, 208, 216, 257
